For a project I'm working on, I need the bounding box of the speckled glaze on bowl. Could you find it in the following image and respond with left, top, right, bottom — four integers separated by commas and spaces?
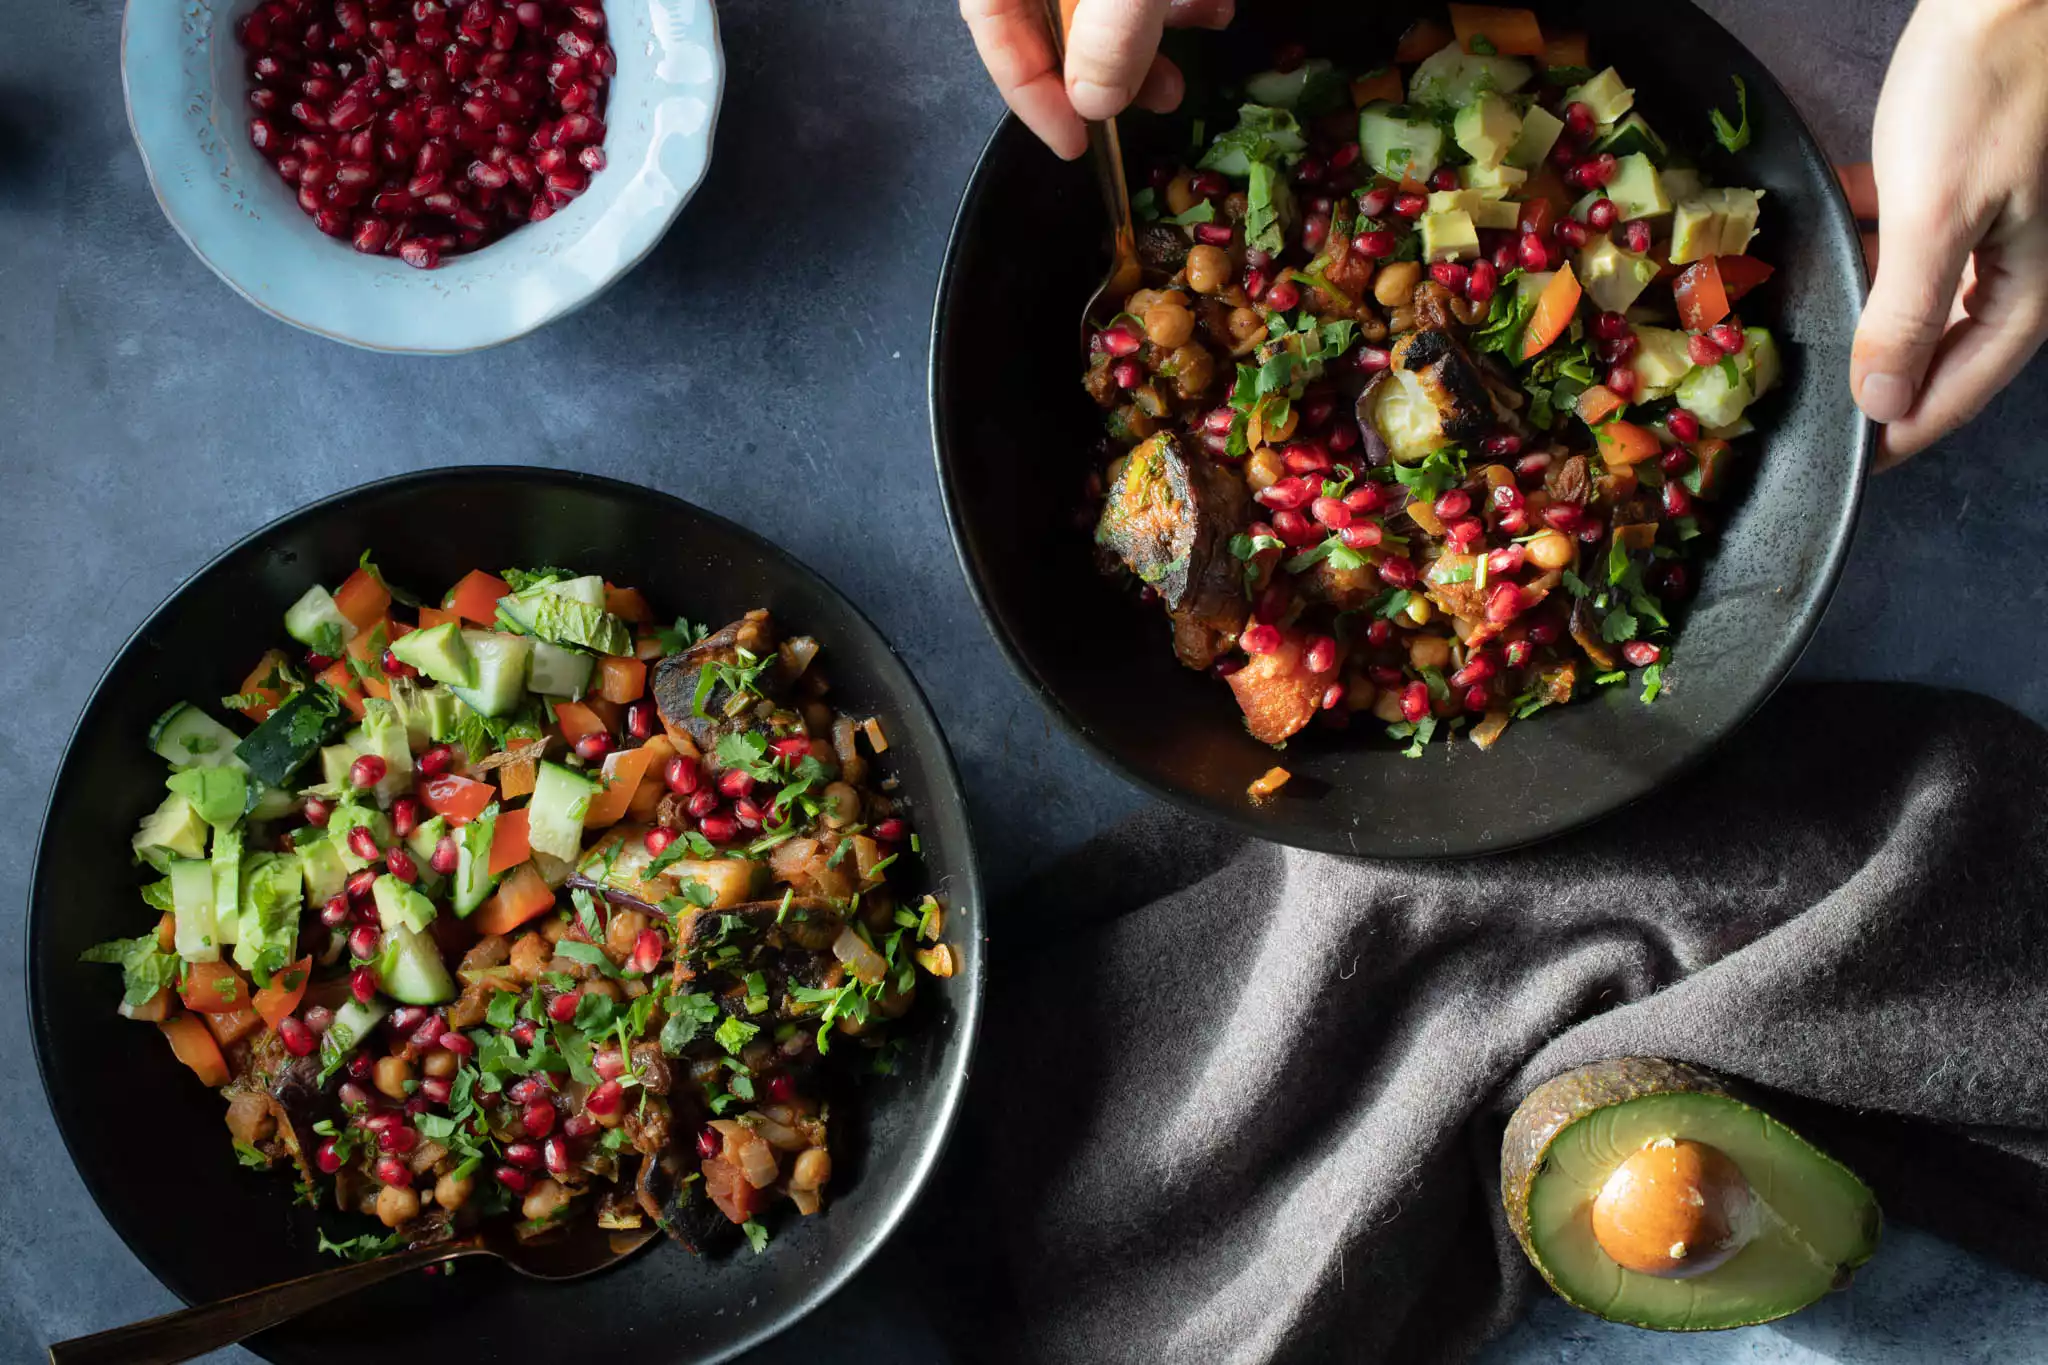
932, 0, 1872, 858
121, 0, 724, 353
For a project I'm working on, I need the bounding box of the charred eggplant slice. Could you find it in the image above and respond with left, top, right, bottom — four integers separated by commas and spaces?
1096, 433, 1249, 665
651, 610, 790, 751
1371, 329, 1494, 463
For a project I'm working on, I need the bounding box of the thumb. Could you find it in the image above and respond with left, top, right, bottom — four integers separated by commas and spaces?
1064, 0, 1172, 120
1851, 200, 1974, 425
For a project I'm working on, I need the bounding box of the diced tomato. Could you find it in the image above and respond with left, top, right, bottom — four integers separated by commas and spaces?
597, 656, 646, 704
1543, 31, 1588, 68
497, 755, 537, 800
160, 1016, 230, 1087
583, 746, 657, 829
1225, 631, 1325, 746
418, 773, 496, 825
1575, 383, 1627, 428
1595, 419, 1663, 467
627, 736, 676, 822
1517, 197, 1555, 239
702, 1155, 765, 1225
317, 661, 369, 720
488, 807, 533, 875
1673, 258, 1732, 331
1449, 5, 1546, 56
332, 568, 392, 633
417, 604, 461, 630
604, 584, 652, 623
180, 961, 252, 1014
1349, 68, 1404, 106
252, 956, 313, 1029
205, 1007, 264, 1048
1395, 17, 1453, 62
1715, 255, 1776, 302
344, 622, 396, 701
1521, 263, 1582, 360
448, 570, 512, 626
232, 649, 291, 723
553, 701, 607, 742
472, 861, 556, 935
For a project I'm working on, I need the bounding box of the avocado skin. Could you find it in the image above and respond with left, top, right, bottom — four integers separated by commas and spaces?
1500, 1057, 1882, 1328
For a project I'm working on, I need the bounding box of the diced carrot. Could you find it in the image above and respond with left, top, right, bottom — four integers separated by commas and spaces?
472, 862, 556, 935
448, 570, 512, 626
233, 649, 291, 723
583, 746, 657, 829
160, 1016, 230, 1087
1450, 5, 1545, 56
627, 736, 676, 822
1517, 196, 1554, 239
554, 701, 607, 742
596, 656, 646, 704
252, 956, 313, 1029
498, 756, 537, 800
180, 961, 252, 1014
1674, 257, 1732, 331
1614, 522, 1659, 551
1594, 419, 1663, 467
1544, 31, 1589, 68
586, 698, 624, 733
205, 1007, 264, 1048
1395, 17, 1453, 62
318, 660, 368, 719
1575, 383, 1627, 427
419, 773, 496, 825
1247, 766, 1291, 800
417, 604, 461, 630
344, 622, 395, 701
332, 568, 392, 633
121, 988, 173, 1022
1715, 255, 1776, 302
1520, 263, 1582, 360
604, 584, 652, 623
1685, 439, 1736, 498
1349, 68, 1404, 106
157, 913, 176, 952
489, 808, 533, 875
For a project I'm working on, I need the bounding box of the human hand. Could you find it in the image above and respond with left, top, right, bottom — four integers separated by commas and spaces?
960, 0, 1235, 160
1847, 0, 2048, 469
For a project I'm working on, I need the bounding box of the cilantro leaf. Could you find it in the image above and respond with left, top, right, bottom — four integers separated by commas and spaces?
1641, 662, 1666, 704
317, 1228, 407, 1262
714, 1015, 759, 1055
79, 932, 180, 1008
1709, 75, 1751, 154
742, 1220, 770, 1254
651, 617, 709, 655
1163, 199, 1218, 227
659, 993, 721, 1055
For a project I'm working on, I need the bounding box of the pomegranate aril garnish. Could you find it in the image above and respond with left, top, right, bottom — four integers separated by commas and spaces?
1240, 623, 1282, 656
1554, 218, 1588, 251
1466, 258, 1498, 304
385, 845, 418, 883
348, 924, 381, 961
1428, 261, 1469, 294
352, 217, 391, 254
1620, 219, 1653, 254
1663, 481, 1694, 517
320, 895, 351, 929
1377, 557, 1419, 589
1585, 197, 1617, 232
348, 754, 386, 790
1667, 409, 1702, 443
495, 1164, 532, 1194
1433, 489, 1472, 521
315, 1138, 344, 1174
350, 966, 379, 1004
1687, 332, 1724, 367
1304, 636, 1339, 674
1400, 681, 1430, 723
630, 929, 664, 975
1606, 364, 1639, 399
1517, 234, 1552, 271
419, 1075, 454, 1105
1708, 322, 1746, 354
584, 1080, 625, 1117
1481, 432, 1522, 459
1622, 642, 1663, 667
277, 1015, 318, 1057
377, 1156, 414, 1188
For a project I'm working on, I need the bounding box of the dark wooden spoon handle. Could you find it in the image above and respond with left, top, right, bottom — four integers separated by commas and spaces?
47, 1243, 477, 1365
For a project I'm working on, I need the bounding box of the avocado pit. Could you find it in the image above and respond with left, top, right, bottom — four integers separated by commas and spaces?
1591, 1137, 1758, 1279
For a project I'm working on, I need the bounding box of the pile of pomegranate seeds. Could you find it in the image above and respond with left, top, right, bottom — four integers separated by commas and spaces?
239, 0, 614, 269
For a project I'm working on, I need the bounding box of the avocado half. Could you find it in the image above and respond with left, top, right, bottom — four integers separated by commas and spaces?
1502, 1058, 1881, 1331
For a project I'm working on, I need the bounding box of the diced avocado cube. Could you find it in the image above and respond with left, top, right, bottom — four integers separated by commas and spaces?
1594, 113, 1667, 164
1714, 188, 1764, 256
373, 873, 438, 936
300, 834, 348, 904
389, 622, 476, 689
1743, 328, 1782, 398
1434, 188, 1522, 231
1603, 153, 1671, 220
169, 857, 219, 963
320, 744, 357, 789
1660, 168, 1705, 202
134, 792, 209, 872
1578, 234, 1659, 315
527, 640, 594, 700
247, 784, 297, 822
1245, 58, 1335, 110
358, 699, 413, 801
234, 853, 302, 975
1676, 358, 1756, 429
165, 766, 247, 828
1359, 103, 1446, 182
448, 630, 534, 718
1421, 209, 1480, 262
1669, 198, 1720, 265
1460, 162, 1528, 198
422, 688, 464, 743
1565, 67, 1634, 125
1630, 327, 1696, 399
328, 803, 393, 872
1454, 93, 1521, 169
1506, 104, 1564, 170
1408, 43, 1531, 110
283, 585, 356, 651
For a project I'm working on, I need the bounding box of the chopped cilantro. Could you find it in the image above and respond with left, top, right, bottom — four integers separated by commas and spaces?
742, 1220, 770, 1254
1641, 662, 1666, 703
317, 1228, 407, 1262
714, 1015, 759, 1055
651, 617, 710, 654
233, 1140, 270, 1169
659, 993, 721, 1055
1709, 76, 1751, 153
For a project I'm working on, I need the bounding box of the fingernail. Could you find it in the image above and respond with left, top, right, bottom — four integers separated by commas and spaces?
1068, 79, 1125, 117
1857, 372, 1913, 423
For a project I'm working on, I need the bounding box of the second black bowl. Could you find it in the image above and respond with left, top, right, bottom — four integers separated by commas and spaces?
931, 0, 1869, 857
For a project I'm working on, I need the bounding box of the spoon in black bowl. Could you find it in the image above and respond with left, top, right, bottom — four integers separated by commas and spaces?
48, 1222, 657, 1365
1041, 0, 1144, 353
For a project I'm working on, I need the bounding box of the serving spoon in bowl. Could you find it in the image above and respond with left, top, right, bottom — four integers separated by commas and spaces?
1043, 0, 1145, 353
48, 1222, 657, 1364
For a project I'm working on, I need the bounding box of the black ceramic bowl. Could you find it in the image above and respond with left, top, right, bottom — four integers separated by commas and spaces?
932, 0, 1869, 857
27, 468, 983, 1362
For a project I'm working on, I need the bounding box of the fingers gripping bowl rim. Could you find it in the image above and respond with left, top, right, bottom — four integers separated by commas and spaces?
929, 0, 1870, 858
28, 468, 983, 1364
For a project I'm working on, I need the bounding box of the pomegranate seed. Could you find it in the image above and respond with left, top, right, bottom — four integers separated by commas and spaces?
277, 1015, 318, 1057
348, 755, 386, 791
1330, 142, 1360, 171
699, 813, 740, 843
346, 826, 379, 862
1241, 623, 1281, 656
1663, 482, 1694, 517
1667, 409, 1702, 443
1305, 636, 1338, 674
1094, 325, 1139, 357
385, 846, 418, 883
1265, 278, 1301, 312
389, 797, 421, 840
1356, 187, 1393, 218
510, 1020, 539, 1046
1585, 198, 1618, 231
346, 869, 379, 904
1580, 154, 1618, 188
1364, 618, 1393, 648
320, 894, 351, 929
733, 796, 768, 829
642, 826, 676, 859
1550, 139, 1580, 171
351, 217, 390, 254
543, 1135, 573, 1175
1451, 656, 1497, 689
1422, 166, 1456, 193
348, 924, 380, 961
1111, 359, 1142, 390
1623, 642, 1663, 667
1516, 452, 1553, 483
1541, 503, 1585, 535
1400, 682, 1430, 722
695, 1125, 720, 1159
1345, 483, 1387, 514
1709, 323, 1746, 355
1335, 521, 1381, 553
685, 789, 718, 818
495, 1165, 532, 1193
1687, 333, 1724, 367
716, 767, 755, 800
1554, 218, 1589, 251
624, 699, 656, 741
1606, 364, 1639, 399
434, 1030, 475, 1058
504, 1141, 544, 1169
1660, 446, 1694, 476
1433, 489, 1472, 521
399, 238, 440, 269
1462, 684, 1493, 713
1446, 518, 1484, 549
663, 755, 702, 795
1587, 311, 1629, 343
1377, 557, 1419, 589
350, 966, 378, 1003
1392, 193, 1427, 219
523, 1097, 558, 1137
1368, 665, 1405, 689
315, 1139, 343, 1174
1517, 234, 1551, 271
592, 1048, 628, 1082
1311, 496, 1352, 530
1428, 261, 1470, 294
573, 731, 614, 762
1271, 509, 1318, 546
1487, 545, 1528, 576
419, 1075, 453, 1105
1354, 345, 1392, 373
425, 834, 458, 877
1466, 258, 1498, 304
1491, 484, 1525, 512
378, 1124, 419, 1154
1190, 169, 1228, 198
1193, 223, 1233, 246
1481, 433, 1523, 460
1564, 102, 1595, 137
377, 1156, 414, 1188
1617, 219, 1651, 254
1299, 216, 1329, 253
1329, 424, 1359, 455
546, 991, 580, 1023
629, 929, 663, 975
1653, 562, 1693, 600
584, 1080, 624, 1116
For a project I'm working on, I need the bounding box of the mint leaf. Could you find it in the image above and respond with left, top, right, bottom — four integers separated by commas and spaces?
1709, 75, 1751, 153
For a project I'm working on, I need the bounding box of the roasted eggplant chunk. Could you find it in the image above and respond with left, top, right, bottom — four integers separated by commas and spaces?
1370, 329, 1494, 463
651, 610, 789, 751
1096, 432, 1250, 668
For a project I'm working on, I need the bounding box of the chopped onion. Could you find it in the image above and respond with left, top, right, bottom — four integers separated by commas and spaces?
745, 1113, 806, 1152
832, 925, 888, 987
780, 636, 820, 676
861, 717, 889, 753
915, 944, 956, 979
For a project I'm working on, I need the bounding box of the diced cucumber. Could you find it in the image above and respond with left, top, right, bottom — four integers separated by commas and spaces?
527, 640, 594, 699
134, 792, 209, 871
451, 805, 502, 917
300, 835, 348, 904
321, 996, 391, 1069
1244, 58, 1335, 109
377, 923, 456, 1006
1743, 328, 1782, 399
1676, 357, 1755, 429
449, 630, 534, 718
247, 784, 299, 822
236, 688, 346, 788
1408, 43, 1531, 110
527, 761, 598, 863
1359, 103, 1445, 183
373, 873, 437, 935
169, 857, 219, 963
358, 699, 413, 801
283, 585, 357, 651
1595, 113, 1667, 164
210, 826, 244, 945
150, 703, 247, 771
235, 853, 302, 974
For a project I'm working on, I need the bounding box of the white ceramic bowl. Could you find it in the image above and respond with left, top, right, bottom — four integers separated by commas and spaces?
121, 0, 723, 353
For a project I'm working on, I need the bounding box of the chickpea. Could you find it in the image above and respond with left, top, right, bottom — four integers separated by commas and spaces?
1167, 343, 1214, 398
1387, 305, 1417, 334
1124, 287, 1170, 316
521, 1177, 573, 1223
1164, 172, 1199, 216
1143, 301, 1194, 350
819, 781, 861, 829
1408, 635, 1453, 670
584, 977, 621, 1002
509, 931, 551, 981
1246, 446, 1286, 492
434, 1170, 474, 1211
1373, 687, 1408, 723
1224, 306, 1267, 351
1528, 530, 1577, 571
1373, 260, 1422, 308
376, 1183, 421, 1229
421, 1048, 457, 1079
792, 1147, 832, 1191
538, 914, 570, 945
1185, 244, 1231, 295
605, 909, 648, 957
374, 1055, 413, 1101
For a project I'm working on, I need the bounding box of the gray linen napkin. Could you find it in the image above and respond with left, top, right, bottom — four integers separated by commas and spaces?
926, 682, 2048, 1363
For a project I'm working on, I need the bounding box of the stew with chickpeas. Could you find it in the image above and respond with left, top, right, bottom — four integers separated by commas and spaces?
86, 556, 953, 1261
1084, 9, 1781, 774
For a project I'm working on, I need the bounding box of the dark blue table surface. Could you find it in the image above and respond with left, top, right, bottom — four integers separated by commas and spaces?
3, 0, 2042, 1358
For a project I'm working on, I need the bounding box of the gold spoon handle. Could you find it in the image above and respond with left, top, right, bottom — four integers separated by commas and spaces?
48, 1243, 478, 1365
1041, 0, 1140, 301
